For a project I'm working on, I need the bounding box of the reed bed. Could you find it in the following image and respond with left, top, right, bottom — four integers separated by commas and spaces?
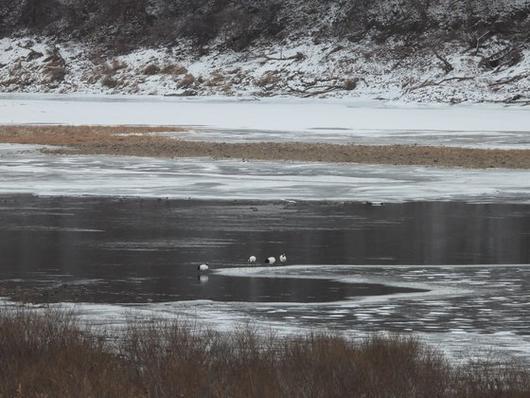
0, 309, 528, 397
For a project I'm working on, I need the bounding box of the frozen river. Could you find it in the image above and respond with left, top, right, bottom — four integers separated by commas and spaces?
2, 144, 530, 203
0, 195, 529, 363
1, 94, 530, 364
1, 94, 529, 149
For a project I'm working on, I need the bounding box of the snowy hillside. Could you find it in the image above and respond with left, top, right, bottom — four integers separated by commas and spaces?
0, 0, 529, 103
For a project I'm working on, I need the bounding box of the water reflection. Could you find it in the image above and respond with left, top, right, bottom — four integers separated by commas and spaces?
0, 195, 529, 303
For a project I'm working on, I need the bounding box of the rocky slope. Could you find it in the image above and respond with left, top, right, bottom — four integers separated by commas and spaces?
0, 0, 529, 103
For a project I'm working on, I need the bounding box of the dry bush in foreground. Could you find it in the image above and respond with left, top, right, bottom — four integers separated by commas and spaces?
0, 309, 140, 397
0, 309, 528, 398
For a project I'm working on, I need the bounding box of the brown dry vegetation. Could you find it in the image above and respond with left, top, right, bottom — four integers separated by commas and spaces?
0, 125, 185, 146
1, 125, 530, 169
161, 64, 188, 75
0, 309, 529, 398
143, 64, 161, 75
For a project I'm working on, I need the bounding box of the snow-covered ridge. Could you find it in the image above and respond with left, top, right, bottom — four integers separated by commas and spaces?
1, 35, 529, 103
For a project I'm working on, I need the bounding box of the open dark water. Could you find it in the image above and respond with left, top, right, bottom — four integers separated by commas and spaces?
0, 195, 529, 304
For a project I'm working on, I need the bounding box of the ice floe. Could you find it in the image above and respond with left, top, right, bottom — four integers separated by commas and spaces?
1, 144, 530, 203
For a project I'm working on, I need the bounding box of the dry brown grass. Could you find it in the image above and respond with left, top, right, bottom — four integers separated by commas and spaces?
1, 124, 530, 169
178, 73, 196, 89
161, 64, 188, 75
0, 309, 529, 398
256, 71, 281, 87
101, 75, 118, 88
205, 71, 226, 87
143, 64, 161, 75
0, 310, 141, 397
0, 125, 185, 146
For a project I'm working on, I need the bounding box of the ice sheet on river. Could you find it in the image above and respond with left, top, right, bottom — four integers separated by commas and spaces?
1, 94, 529, 149
1, 144, 530, 203
19, 263, 529, 364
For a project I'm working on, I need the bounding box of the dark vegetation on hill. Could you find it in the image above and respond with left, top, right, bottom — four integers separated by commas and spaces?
1, 0, 529, 53
0, 1, 527, 101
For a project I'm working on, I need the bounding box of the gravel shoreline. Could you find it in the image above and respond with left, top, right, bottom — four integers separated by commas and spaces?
1, 125, 529, 169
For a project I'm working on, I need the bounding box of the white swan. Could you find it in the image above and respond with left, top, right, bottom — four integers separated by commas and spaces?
265, 256, 276, 265
279, 253, 287, 263
198, 263, 209, 272
248, 256, 257, 264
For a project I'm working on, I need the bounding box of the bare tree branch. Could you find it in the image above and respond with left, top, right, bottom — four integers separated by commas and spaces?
407, 76, 475, 92
474, 31, 491, 55
489, 72, 530, 87
261, 52, 306, 62
432, 48, 453, 74
284, 77, 359, 97
323, 46, 344, 61
480, 46, 523, 71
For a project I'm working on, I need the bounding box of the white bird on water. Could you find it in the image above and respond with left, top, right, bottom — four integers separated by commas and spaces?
279, 253, 287, 263
248, 256, 257, 264
198, 263, 209, 272
265, 256, 276, 265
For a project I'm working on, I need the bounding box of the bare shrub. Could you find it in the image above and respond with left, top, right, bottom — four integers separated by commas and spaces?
143, 63, 160, 75
0, 308, 529, 398
178, 73, 195, 88
454, 359, 530, 398
88, 58, 125, 85
479, 47, 523, 70
256, 71, 281, 87
221, 83, 234, 95
41, 47, 66, 83
293, 51, 306, 61
25, 48, 44, 61
43, 66, 66, 83
343, 78, 358, 90
110, 58, 127, 72
161, 64, 187, 75
101, 75, 118, 88
0, 309, 139, 397
205, 71, 225, 87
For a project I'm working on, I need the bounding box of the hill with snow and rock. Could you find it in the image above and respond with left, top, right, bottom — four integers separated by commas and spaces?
0, 0, 529, 103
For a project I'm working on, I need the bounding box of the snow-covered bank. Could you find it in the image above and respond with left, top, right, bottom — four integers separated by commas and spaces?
1, 35, 529, 103
1, 94, 529, 149
1, 144, 530, 203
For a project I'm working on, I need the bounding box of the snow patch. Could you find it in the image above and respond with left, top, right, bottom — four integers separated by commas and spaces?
1, 35, 529, 103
